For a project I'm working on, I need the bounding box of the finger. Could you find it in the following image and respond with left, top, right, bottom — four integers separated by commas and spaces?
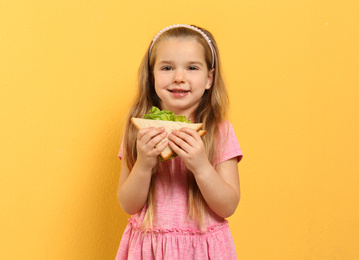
179, 127, 202, 140
168, 139, 187, 158
138, 127, 165, 145
171, 129, 197, 147
137, 128, 152, 141
137, 127, 150, 138
155, 139, 169, 153
147, 130, 168, 149
138, 127, 165, 137
180, 128, 204, 146
168, 131, 192, 152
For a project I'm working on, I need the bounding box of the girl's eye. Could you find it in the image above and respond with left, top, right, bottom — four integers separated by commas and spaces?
188, 66, 198, 70
161, 66, 173, 71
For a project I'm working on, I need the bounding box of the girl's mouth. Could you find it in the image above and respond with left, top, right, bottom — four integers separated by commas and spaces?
168, 89, 189, 93
168, 89, 190, 97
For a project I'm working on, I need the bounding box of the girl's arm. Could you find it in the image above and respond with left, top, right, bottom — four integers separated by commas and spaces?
117, 127, 168, 215
192, 158, 240, 218
168, 128, 240, 218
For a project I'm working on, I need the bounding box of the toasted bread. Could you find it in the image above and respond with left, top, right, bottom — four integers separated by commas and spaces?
131, 117, 206, 160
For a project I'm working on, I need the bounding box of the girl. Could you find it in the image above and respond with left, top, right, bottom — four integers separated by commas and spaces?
116, 24, 243, 260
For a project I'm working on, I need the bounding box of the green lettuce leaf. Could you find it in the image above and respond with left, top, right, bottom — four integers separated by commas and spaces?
144, 106, 191, 123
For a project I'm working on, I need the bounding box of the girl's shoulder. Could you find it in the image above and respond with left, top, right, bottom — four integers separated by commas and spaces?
217, 120, 236, 137
218, 119, 232, 129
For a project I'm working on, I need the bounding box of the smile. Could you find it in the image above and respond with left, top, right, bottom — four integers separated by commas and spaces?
168, 89, 190, 97
168, 89, 190, 93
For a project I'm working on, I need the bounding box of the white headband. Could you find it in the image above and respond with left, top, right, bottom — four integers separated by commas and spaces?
148, 24, 215, 68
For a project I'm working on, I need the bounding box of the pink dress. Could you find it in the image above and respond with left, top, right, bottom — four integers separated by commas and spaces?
116, 121, 243, 260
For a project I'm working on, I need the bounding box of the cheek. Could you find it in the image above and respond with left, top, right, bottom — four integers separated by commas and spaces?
154, 75, 169, 88
153, 77, 166, 96
194, 77, 208, 89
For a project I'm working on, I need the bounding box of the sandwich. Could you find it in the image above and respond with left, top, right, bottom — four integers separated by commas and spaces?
131, 107, 206, 160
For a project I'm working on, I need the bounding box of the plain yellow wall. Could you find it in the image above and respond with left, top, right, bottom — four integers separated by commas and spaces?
1, 0, 358, 259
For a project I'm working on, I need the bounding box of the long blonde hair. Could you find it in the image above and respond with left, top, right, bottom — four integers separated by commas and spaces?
122, 25, 229, 228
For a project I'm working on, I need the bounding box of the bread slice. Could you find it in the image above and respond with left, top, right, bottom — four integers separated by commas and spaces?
131, 117, 206, 160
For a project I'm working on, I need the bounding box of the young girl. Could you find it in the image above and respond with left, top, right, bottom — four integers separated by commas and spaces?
116, 24, 243, 260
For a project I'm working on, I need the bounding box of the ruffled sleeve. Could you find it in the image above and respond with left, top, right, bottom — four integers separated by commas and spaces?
213, 121, 243, 166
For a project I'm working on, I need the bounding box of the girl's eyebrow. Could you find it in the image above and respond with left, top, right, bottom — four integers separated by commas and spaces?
157, 60, 173, 64
188, 60, 204, 65
157, 60, 204, 65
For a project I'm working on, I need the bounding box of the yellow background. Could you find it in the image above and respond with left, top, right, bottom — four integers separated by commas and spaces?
1, 0, 358, 259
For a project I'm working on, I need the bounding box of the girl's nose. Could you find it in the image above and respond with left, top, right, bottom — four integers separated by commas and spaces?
173, 69, 185, 84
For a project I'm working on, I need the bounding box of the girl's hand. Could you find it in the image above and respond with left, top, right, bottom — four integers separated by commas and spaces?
136, 127, 168, 170
168, 128, 210, 173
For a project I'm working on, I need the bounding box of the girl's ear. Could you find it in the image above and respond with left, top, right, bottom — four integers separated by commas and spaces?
205, 68, 215, 90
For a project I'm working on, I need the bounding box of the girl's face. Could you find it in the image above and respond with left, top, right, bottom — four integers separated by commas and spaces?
152, 38, 214, 119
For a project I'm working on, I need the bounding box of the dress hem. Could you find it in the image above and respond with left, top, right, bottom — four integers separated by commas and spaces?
128, 217, 229, 235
